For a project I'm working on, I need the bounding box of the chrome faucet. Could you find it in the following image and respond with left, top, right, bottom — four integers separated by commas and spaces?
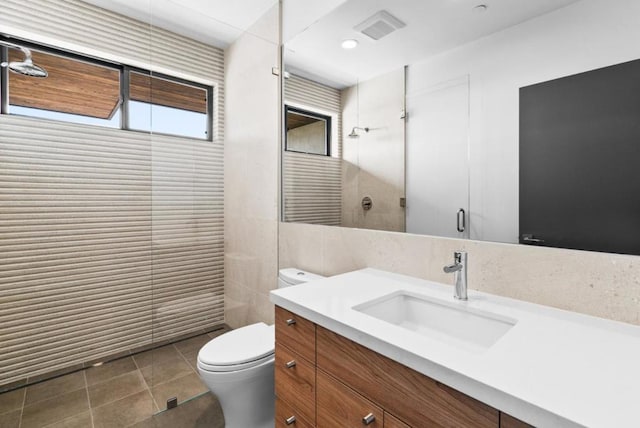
443, 251, 468, 300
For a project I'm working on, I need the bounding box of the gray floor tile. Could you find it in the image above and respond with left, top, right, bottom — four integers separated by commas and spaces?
21, 388, 89, 428
0, 388, 25, 415
42, 411, 92, 428
24, 372, 85, 406
0, 409, 21, 428
127, 418, 156, 428
85, 357, 138, 387
140, 358, 193, 387
173, 334, 212, 356
149, 393, 223, 428
149, 373, 207, 409
132, 346, 181, 369
88, 371, 147, 408
92, 390, 156, 428
180, 351, 199, 372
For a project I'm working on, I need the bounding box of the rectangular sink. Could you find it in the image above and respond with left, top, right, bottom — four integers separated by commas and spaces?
353, 291, 517, 352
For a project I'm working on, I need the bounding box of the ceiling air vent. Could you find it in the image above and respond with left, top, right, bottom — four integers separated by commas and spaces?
354, 10, 406, 41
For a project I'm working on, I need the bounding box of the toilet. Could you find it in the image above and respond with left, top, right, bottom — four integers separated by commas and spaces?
197, 268, 325, 428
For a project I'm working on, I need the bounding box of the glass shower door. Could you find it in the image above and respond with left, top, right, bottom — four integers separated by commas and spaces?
406, 75, 471, 239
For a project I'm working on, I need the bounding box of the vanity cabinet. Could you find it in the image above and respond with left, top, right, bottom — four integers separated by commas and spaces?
384, 413, 411, 428
275, 307, 317, 425
275, 306, 533, 428
316, 325, 498, 428
317, 369, 383, 427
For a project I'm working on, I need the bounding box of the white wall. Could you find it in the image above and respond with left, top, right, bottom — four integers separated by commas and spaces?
408, 0, 640, 243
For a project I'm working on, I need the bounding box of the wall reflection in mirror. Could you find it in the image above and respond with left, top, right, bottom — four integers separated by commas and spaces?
281, 0, 640, 256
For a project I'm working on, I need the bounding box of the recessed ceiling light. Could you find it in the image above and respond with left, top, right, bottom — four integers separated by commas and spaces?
473, 4, 488, 13
341, 39, 359, 49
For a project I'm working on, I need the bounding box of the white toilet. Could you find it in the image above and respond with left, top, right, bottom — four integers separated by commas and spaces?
197, 268, 325, 428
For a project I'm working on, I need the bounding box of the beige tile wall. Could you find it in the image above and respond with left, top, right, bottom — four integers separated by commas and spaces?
224, 6, 280, 328
341, 68, 406, 232
279, 222, 640, 326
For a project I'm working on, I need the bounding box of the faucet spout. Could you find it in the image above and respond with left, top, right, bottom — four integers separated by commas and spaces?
443, 251, 468, 300
443, 263, 463, 274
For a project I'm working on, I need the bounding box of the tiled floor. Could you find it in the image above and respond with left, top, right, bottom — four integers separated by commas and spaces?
0, 330, 227, 428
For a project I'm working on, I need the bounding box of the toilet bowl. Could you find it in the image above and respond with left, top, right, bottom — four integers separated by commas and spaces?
197, 268, 325, 428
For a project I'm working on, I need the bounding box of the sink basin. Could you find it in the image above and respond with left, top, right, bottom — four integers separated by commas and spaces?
353, 291, 517, 352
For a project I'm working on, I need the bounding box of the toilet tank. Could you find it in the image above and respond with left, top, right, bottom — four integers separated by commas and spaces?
278, 268, 325, 289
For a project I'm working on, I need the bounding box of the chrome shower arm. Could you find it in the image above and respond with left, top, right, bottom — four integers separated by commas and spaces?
0, 40, 33, 60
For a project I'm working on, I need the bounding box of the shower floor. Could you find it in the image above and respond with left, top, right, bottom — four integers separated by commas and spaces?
0, 329, 228, 428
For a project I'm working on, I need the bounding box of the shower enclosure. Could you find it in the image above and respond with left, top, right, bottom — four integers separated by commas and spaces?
0, 0, 233, 420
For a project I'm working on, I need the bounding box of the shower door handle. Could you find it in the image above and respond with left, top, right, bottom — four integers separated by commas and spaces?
457, 208, 466, 233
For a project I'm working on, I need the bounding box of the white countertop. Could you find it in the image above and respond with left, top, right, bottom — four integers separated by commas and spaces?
269, 268, 640, 428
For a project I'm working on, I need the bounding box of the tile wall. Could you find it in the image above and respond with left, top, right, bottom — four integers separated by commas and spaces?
223, 6, 280, 328
279, 222, 640, 325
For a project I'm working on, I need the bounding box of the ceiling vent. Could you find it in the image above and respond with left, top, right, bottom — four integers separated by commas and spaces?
354, 10, 406, 41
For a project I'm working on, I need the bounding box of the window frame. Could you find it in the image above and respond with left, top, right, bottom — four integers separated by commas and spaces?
0, 36, 214, 141
284, 105, 332, 156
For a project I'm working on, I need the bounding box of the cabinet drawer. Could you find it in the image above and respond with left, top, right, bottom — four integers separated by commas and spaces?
501, 413, 534, 428
384, 412, 411, 428
275, 306, 316, 363
317, 326, 499, 428
317, 369, 383, 428
275, 343, 316, 424
276, 397, 314, 428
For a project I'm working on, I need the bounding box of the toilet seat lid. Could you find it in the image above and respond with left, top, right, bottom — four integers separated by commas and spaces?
198, 322, 274, 367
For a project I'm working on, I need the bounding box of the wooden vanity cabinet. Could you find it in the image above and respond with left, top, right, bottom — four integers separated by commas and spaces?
275, 307, 317, 426
316, 326, 498, 428
275, 306, 533, 428
275, 306, 316, 363
384, 412, 411, 428
276, 397, 314, 428
317, 369, 383, 427
275, 342, 316, 423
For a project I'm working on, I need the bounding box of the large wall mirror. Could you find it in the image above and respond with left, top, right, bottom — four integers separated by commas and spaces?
281, 0, 640, 256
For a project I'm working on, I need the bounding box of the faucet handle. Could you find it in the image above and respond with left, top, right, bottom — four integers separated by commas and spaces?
453, 251, 466, 263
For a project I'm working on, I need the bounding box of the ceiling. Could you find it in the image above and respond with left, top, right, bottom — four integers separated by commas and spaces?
82, 0, 277, 48
284, 0, 584, 88
80, 0, 584, 87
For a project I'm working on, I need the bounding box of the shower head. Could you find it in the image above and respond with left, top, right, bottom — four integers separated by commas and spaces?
348, 126, 370, 138
0, 45, 48, 78
7, 57, 48, 78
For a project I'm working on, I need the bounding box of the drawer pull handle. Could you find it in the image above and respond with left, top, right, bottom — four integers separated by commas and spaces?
285, 415, 296, 425
286, 360, 297, 369
362, 413, 376, 425
286, 318, 296, 326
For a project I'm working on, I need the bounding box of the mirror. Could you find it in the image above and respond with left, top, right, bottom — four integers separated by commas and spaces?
281, 0, 640, 256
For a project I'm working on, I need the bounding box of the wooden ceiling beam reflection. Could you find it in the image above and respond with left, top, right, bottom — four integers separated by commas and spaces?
8, 50, 121, 120
287, 112, 321, 130
129, 72, 207, 114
